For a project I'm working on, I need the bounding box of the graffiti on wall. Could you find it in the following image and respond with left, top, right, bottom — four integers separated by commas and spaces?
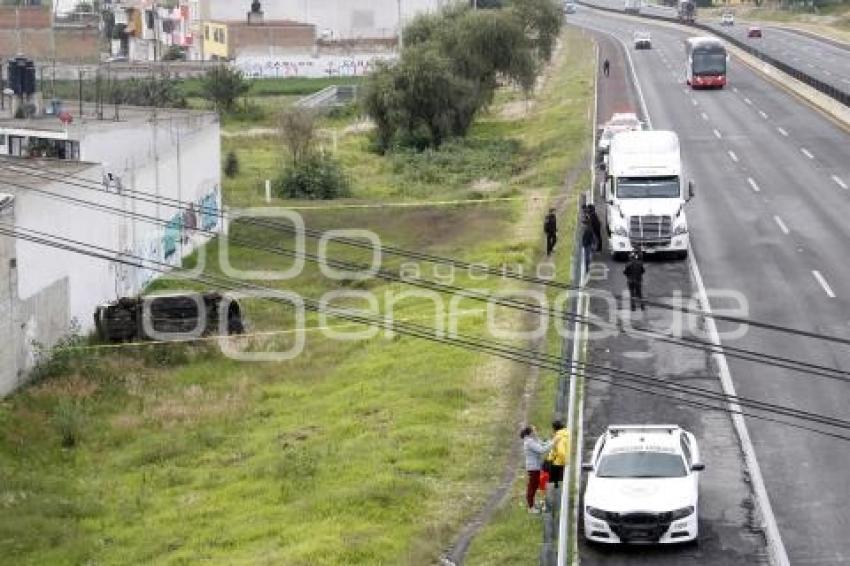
235, 54, 397, 79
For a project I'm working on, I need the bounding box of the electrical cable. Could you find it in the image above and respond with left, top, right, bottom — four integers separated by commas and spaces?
4, 222, 850, 442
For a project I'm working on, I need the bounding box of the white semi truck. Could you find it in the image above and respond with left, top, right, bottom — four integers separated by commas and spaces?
624, 0, 641, 14
603, 130, 694, 259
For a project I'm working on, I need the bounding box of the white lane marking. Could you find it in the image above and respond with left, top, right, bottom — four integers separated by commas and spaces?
688, 248, 791, 566
713, 128, 722, 139
808, 63, 815, 68
728, 150, 739, 162
823, 70, 832, 76
701, 112, 709, 121
747, 177, 761, 192
691, 98, 698, 106
832, 175, 848, 190
843, 78, 850, 85
744, 97, 753, 105
777, 126, 789, 137
774, 215, 789, 235
812, 270, 836, 298
758, 110, 768, 119
801, 147, 814, 159
732, 86, 739, 92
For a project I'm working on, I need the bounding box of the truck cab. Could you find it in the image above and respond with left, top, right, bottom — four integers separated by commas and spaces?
603, 131, 694, 259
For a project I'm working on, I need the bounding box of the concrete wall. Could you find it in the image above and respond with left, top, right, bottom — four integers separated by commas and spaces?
208, 0, 444, 39
235, 52, 397, 78
0, 28, 100, 62
0, 195, 18, 396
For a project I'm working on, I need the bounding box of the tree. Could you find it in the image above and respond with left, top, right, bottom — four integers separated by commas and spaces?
278, 108, 317, 166
199, 66, 251, 113
510, 0, 563, 63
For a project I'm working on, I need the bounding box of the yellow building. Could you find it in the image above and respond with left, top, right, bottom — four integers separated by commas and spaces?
202, 21, 229, 60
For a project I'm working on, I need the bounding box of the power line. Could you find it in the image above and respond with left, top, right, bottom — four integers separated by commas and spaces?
3, 159, 848, 349
4, 167, 850, 389
4, 222, 850, 442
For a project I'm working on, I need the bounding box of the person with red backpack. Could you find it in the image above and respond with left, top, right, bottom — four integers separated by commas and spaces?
521, 425, 553, 513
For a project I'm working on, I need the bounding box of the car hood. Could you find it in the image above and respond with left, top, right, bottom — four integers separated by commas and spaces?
585, 476, 695, 513
613, 198, 684, 219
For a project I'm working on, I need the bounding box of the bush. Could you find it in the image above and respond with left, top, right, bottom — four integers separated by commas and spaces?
275, 154, 351, 200
52, 400, 85, 449
224, 150, 240, 178
199, 65, 251, 113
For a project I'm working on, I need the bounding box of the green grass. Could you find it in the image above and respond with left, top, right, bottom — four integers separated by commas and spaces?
0, 28, 593, 566
464, 28, 595, 565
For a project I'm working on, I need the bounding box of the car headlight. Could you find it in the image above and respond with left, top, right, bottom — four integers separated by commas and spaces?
672, 223, 688, 236
613, 225, 629, 237
666, 506, 694, 521
586, 506, 612, 520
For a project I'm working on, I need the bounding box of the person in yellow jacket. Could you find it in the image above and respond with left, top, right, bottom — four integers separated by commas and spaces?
545, 420, 570, 488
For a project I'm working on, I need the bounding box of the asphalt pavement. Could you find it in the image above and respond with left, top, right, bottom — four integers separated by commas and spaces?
570, 8, 850, 565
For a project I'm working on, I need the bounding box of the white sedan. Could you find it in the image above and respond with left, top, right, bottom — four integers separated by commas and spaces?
582, 425, 704, 544
633, 31, 652, 50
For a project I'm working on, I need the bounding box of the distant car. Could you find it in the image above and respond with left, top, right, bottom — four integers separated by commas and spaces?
747, 25, 762, 38
720, 12, 734, 26
597, 112, 643, 158
582, 425, 705, 544
564, 2, 577, 14
633, 31, 652, 50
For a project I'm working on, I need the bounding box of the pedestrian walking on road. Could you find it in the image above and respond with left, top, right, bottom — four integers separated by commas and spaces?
624, 249, 646, 311
544, 208, 558, 256
585, 204, 603, 252
521, 425, 553, 513
546, 420, 570, 488
581, 218, 595, 273
603, 58, 610, 77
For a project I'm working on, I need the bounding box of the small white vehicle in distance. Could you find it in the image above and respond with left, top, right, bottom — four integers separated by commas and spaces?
597, 112, 643, 161
582, 425, 704, 544
633, 31, 652, 49
720, 11, 734, 26
564, 1, 577, 14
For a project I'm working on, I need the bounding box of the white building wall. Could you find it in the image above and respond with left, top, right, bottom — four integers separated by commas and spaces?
208, 0, 445, 39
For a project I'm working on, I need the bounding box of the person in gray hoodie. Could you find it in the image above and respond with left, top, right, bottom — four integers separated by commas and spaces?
521, 425, 554, 513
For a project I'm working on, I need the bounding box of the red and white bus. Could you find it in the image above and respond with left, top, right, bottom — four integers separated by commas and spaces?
685, 37, 727, 89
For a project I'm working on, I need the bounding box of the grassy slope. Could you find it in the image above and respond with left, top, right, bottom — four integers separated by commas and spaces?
705, 3, 850, 42
464, 28, 595, 565
0, 30, 592, 566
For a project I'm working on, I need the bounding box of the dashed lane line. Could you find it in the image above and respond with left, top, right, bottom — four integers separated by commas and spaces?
774, 215, 789, 235
812, 270, 836, 299
777, 126, 789, 137
801, 147, 814, 160
744, 97, 753, 105
747, 177, 761, 192
833, 175, 848, 190
701, 112, 709, 121
713, 129, 722, 139
758, 110, 768, 119
728, 150, 739, 162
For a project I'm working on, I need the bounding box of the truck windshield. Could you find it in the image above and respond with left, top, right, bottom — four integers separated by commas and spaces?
596, 452, 687, 478
693, 51, 726, 76
617, 176, 680, 198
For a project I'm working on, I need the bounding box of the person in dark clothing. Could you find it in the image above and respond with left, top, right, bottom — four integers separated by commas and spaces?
624, 249, 646, 311
544, 208, 558, 256
585, 204, 603, 252
581, 218, 595, 272
603, 58, 610, 77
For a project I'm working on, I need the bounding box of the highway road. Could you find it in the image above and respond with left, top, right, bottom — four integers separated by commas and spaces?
570, 8, 850, 565
704, 22, 850, 94
575, 0, 850, 97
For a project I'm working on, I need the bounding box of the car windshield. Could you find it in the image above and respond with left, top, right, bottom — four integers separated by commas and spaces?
617, 176, 680, 198
693, 51, 726, 75
596, 451, 687, 478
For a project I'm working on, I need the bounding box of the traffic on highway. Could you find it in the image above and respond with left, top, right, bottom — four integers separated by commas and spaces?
566, 3, 850, 564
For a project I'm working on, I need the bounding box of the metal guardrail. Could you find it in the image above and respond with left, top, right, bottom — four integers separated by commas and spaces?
576, 1, 850, 108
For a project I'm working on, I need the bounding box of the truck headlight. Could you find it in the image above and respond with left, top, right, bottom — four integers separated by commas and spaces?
672, 223, 688, 236
613, 225, 629, 237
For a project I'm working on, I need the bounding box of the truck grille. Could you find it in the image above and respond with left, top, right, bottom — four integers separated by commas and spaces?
629, 215, 672, 246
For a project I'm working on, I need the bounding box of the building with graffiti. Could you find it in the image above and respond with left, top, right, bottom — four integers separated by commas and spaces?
0, 102, 221, 396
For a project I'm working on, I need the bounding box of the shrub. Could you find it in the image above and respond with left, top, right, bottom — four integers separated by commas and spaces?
199, 65, 251, 113
224, 150, 240, 178
52, 400, 85, 448
275, 154, 351, 200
